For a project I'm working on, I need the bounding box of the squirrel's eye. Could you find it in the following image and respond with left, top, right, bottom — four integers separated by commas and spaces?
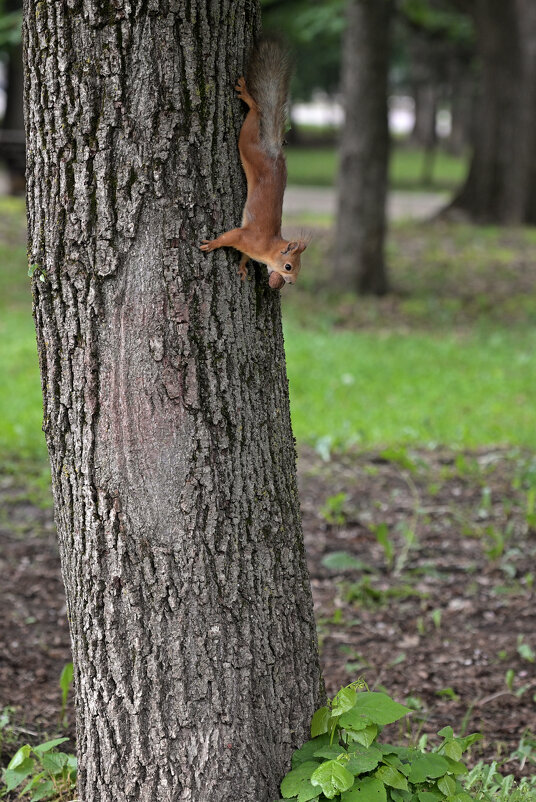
284, 263, 292, 271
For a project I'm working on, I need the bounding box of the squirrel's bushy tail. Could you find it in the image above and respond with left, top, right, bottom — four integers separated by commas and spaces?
246, 38, 291, 157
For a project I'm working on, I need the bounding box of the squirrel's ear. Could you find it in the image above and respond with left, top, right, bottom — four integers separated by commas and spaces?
281, 241, 298, 255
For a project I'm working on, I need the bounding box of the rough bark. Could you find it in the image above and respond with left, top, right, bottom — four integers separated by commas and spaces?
23, 2, 324, 801
334, 0, 392, 296
449, 0, 536, 222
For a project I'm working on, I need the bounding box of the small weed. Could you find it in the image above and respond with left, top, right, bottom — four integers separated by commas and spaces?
1, 738, 77, 801
59, 664, 73, 728
320, 493, 349, 526
464, 760, 536, 800
321, 551, 371, 573
431, 608, 442, 630
344, 577, 427, 608
517, 636, 536, 664
436, 687, 460, 702
370, 522, 394, 569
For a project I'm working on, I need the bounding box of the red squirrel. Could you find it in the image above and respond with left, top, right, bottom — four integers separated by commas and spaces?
200, 39, 307, 287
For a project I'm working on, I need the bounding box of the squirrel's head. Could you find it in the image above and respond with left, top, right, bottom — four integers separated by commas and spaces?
269, 240, 308, 285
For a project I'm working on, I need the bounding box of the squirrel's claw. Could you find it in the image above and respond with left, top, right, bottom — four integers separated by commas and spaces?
200, 239, 215, 252
235, 77, 256, 109
238, 256, 249, 280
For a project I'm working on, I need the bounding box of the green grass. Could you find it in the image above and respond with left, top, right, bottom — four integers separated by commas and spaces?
0, 198, 47, 466
286, 145, 468, 190
285, 326, 536, 450
1, 198, 535, 471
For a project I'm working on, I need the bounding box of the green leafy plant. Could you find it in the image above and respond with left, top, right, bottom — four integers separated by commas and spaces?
1, 738, 76, 801
320, 493, 350, 526
464, 760, 536, 801
58, 663, 73, 727
517, 636, 535, 664
277, 681, 480, 801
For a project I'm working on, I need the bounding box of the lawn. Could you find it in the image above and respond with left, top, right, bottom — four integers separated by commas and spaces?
1, 200, 536, 469
286, 144, 468, 190
287, 326, 536, 450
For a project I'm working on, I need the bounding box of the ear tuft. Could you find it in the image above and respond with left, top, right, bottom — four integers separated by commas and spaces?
281, 241, 298, 255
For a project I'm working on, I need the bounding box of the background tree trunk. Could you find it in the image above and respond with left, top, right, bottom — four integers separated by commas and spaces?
334, 0, 392, 296
23, 2, 324, 800
449, 0, 536, 222
0, 0, 25, 193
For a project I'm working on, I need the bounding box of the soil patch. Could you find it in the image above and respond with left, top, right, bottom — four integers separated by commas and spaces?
1, 448, 535, 777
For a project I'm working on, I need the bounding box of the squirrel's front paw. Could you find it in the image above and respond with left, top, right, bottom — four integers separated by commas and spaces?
200, 239, 216, 252
235, 77, 247, 97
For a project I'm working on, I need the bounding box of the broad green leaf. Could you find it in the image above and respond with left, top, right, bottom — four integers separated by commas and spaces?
375, 765, 408, 791
281, 761, 319, 798
349, 693, 411, 726
378, 744, 413, 759
40, 751, 69, 773
33, 738, 70, 755
3, 758, 35, 792
20, 772, 47, 795
311, 706, 331, 737
437, 774, 456, 796
390, 790, 412, 802
456, 732, 482, 752
342, 776, 387, 801
437, 726, 454, 740
443, 740, 463, 761
292, 734, 331, 768
30, 779, 55, 801
347, 723, 378, 748
346, 745, 382, 775
339, 711, 373, 733
321, 552, 369, 572
314, 746, 348, 761
332, 687, 358, 717
7, 745, 31, 770
408, 754, 449, 783
443, 756, 467, 775
444, 793, 473, 802
59, 662, 74, 706
310, 760, 354, 799
418, 791, 444, 802
66, 754, 78, 770
382, 753, 403, 770
297, 781, 320, 802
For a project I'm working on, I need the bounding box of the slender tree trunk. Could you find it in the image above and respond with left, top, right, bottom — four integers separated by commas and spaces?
449, 0, 536, 222
446, 64, 474, 157
1, 0, 25, 193
413, 84, 437, 186
334, 0, 392, 296
23, 2, 324, 801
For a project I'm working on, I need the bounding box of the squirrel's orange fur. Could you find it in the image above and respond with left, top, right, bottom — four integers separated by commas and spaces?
200, 39, 307, 286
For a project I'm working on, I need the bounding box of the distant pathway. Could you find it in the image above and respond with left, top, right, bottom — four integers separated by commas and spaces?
0, 169, 446, 222
284, 186, 448, 221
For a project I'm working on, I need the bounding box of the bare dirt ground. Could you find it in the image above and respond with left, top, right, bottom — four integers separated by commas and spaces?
1, 447, 535, 777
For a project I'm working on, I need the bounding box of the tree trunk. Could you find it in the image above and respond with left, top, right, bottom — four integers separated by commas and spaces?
23, 2, 324, 801
446, 63, 474, 157
412, 84, 438, 186
1, 0, 25, 193
334, 0, 392, 296
449, 0, 536, 222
